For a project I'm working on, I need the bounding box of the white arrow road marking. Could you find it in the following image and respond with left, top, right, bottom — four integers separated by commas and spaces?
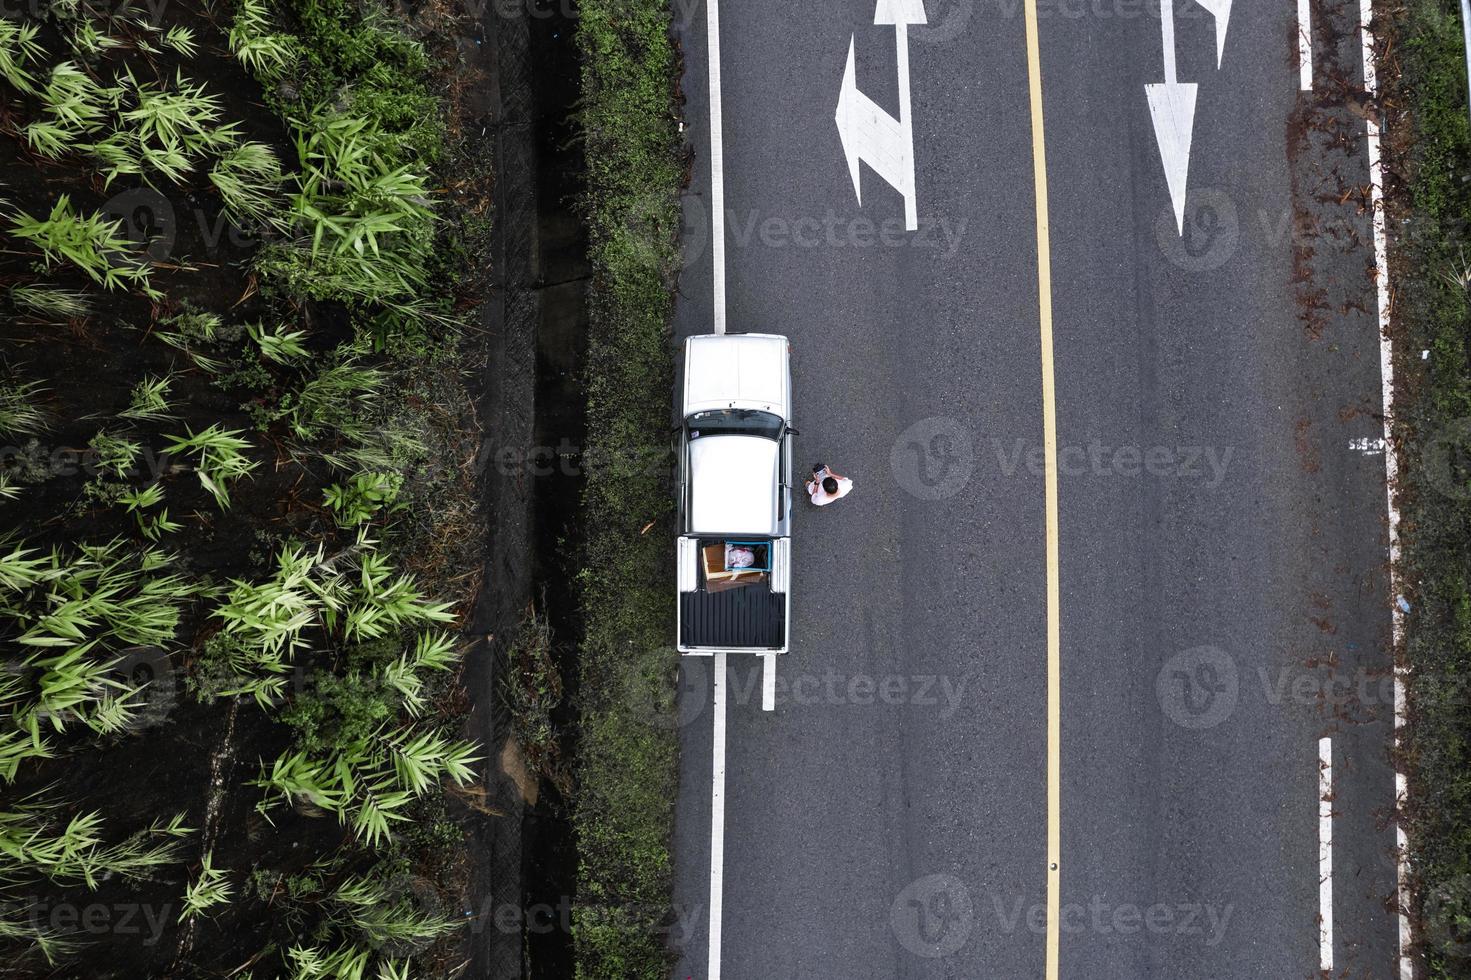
1147, 0, 1198, 235
1146, 0, 1232, 235
835, 0, 926, 230
709, 651, 727, 980
1194, 0, 1233, 67
874, 0, 927, 21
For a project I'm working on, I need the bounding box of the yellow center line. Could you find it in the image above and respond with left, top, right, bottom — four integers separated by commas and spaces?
1020, 0, 1062, 976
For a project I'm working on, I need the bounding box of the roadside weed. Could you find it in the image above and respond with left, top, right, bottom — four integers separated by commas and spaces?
180, 851, 233, 921
323, 471, 403, 527
119, 484, 181, 541
120, 374, 178, 422
41, 61, 108, 134
247, 320, 309, 364
8, 195, 153, 293
0, 20, 44, 94
277, 360, 386, 443
210, 141, 288, 232
229, 0, 299, 81
163, 424, 259, 509
10, 283, 92, 319
65, 18, 123, 59
0, 378, 47, 438
328, 871, 457, 944
155, 309, 226, 373
0, 804, 192, 889
87, 430, 140, 478
163, 26, 198, 57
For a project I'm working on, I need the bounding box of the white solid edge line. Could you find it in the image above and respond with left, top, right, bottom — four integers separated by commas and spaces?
1320, 736, 1335, 972
709, 651, 727, 980
1359, 0, 1414, 974
706, 0, 726, 335
761, 652, 776, 711
1299, 0, 1313, 90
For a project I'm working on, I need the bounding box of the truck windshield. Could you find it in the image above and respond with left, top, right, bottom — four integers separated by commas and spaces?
687, 409, 784, 440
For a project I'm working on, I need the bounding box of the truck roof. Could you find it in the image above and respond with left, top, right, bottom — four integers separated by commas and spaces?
688, 434, 780, 536
683, 333, 790, 418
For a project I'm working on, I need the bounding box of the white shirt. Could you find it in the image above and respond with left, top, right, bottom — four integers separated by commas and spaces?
807, 473, 853, 506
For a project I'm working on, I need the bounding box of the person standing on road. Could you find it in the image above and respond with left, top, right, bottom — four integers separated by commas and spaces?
806, 463, 853, 506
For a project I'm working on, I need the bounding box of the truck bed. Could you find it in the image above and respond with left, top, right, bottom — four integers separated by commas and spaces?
679, 585, 786, 649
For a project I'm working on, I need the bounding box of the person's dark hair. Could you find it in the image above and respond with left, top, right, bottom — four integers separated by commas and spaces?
822, 476, 839, 494
812, 462, 826, 475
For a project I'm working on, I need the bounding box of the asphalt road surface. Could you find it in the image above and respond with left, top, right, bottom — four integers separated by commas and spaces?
667, 0, 1402, 976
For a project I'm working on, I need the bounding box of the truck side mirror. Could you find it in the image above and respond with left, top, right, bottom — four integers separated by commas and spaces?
785, 426, 800, 436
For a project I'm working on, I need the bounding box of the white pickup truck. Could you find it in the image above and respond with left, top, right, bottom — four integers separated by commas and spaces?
676, 333, 793, 654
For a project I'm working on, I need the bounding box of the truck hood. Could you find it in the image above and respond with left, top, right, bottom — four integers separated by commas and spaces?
688, 434, 780, 536
683, 334, 790, 417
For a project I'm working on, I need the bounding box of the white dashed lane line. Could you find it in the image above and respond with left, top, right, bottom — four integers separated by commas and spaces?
708, 651, 727, 980
1319, 735, 1334, 973
1299, 0, 1313, 90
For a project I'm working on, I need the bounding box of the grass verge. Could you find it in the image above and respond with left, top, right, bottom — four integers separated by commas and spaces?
1382, 0, 1471, 972
571, 0, 685, 975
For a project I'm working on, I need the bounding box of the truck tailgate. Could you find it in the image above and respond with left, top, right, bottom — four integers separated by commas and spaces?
679, 588, 785, 649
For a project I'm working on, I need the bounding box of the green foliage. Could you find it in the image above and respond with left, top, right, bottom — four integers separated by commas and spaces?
120, 374, 177, 423
255, 724, 478, 847
234, 0, 445, 312
281, 668, 398, 755
0, 540, 204, 754
1387, 0, 1471, 973
213, 534, 469, 846
255, 112, 435, 305
271, 0, 436, 145
87, 430, 140, 479
113, 68, 237, 185
229, 0, 301, 82
10, 283, 92, 320
0, 799, 190, 966
572, 0, 683, 973
28, 61, 109, 157
324, 869, 456, 946
119, 484, 181, 541
0, 377, 48, 438
502, 602, 565, 785
179, 851, 233, 921
0, 19, 44, 94
211, 141, 288, 232
323, 471, 403, 527
247, 320, 309, 364
162, 26, 197, 58
212, 534, 453, 664
162, 423, 259, 509
155, 309, 226, 373
0, 800, 191, 889
8, 195, 154, 293
271, 357, 428, 473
